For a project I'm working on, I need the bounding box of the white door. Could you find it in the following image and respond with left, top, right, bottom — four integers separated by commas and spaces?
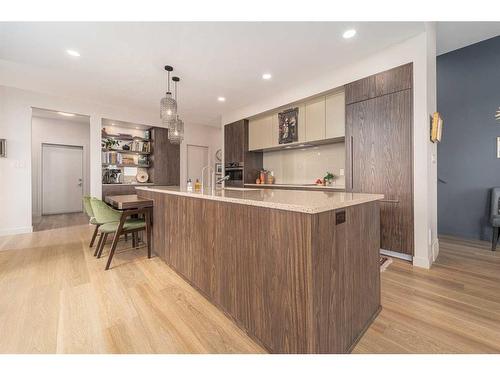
187, 144, 209, 183
42, 144, 84, 214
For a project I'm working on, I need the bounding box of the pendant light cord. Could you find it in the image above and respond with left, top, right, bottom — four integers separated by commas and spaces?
167, 70, 171, 94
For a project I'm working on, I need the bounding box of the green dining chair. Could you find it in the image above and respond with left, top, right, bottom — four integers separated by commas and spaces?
90, 198, 151, 270
83, 196, 106, 248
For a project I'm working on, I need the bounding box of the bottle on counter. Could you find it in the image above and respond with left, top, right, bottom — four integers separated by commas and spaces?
194, 178, 201, 192
268, 171, 275, 184
187, 178, 193, 192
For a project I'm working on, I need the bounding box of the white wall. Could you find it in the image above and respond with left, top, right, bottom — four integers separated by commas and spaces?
263, 143, 345, 186
0, 84, 158, 236
31, 116, 91, 217
180, 123, 222, 189
221, 29, 438, 269
0, 84, 221, 236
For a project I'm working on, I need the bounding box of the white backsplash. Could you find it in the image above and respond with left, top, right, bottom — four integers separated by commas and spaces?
263, 143, 346, 186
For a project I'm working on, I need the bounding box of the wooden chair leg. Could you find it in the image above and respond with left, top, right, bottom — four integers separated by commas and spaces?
97, 233, 108, 258
146, 210, 152, 259
492, 227, 499, 251
132, 232, 137, 248
125, 233, 128, 242
105, 232, 122, 270
89, 225, 100, 248
93, 231, 104, 257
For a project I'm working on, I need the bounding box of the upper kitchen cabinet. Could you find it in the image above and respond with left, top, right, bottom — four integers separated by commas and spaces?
345, 75, 376, 105
224, 120, 245, 162
375, 63, 412, 96
305, 97, 326, 142
249, 115, 274, 151
325, 91, 345, 139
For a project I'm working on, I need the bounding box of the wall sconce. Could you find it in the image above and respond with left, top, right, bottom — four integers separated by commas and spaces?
0, 139, 6, 157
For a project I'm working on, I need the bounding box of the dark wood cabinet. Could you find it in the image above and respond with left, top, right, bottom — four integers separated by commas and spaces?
150, 127, 180, 186
224, 120, 263, 184
224, 120, 245, 163
345, 63, 413, 256
375, 63, 413, 97
345, 75, 376, 105
345, 63, 413, 105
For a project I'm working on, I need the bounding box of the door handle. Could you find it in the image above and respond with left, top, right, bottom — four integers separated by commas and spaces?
350, 135, 354, 190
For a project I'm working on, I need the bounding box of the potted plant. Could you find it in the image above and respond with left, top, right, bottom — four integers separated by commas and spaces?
102, 138, 119, 150
324, 172, 336, 186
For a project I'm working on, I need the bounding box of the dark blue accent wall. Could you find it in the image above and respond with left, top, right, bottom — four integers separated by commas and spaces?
437, 36, 500, 240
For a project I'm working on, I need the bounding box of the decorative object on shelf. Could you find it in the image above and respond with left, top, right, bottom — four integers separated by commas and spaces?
215, 163, 222, 174
168, 76, 184, 144
430, 112, 443, 143
136, 170, 149, 183
0, 138, 6, 157
278, 107, 299, 144
122, 143, 131, 151
144, 130, 151, 140
102, 138, 119, 150
324, 172, 336, 186
215, 148, 222, 161
160, 65, 177, 126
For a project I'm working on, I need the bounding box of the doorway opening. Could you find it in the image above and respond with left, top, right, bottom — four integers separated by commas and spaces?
31, 108, 91, 232
187, 144, 209, 185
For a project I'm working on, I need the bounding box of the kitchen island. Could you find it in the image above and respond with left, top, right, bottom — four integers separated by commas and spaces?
136, 186, 383, 353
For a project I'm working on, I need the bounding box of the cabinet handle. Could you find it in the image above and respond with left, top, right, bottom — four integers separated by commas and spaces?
350, 135, 354, 190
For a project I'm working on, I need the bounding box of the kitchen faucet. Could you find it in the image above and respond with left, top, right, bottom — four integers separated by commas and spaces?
201, 165, 214, 193
201, 165, 230, 193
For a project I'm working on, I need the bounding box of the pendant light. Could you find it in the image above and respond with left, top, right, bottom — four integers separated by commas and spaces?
160, 65, 177, 125
168, 76, 184, 144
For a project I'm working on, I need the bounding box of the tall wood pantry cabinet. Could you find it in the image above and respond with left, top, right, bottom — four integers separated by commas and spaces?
345, 63, 414, 256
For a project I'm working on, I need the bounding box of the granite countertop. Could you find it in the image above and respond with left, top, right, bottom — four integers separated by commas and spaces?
244, 183, 346, 190
136, 186, 383, 214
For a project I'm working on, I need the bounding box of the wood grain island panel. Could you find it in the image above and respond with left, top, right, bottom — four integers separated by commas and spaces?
137, 188, 381, 353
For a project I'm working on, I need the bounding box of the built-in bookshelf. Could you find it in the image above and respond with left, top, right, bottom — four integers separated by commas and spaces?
101, 118, 180, 198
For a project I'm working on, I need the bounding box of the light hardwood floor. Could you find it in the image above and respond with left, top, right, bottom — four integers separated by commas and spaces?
0, 227, 499, 353
32, 212, 89, 232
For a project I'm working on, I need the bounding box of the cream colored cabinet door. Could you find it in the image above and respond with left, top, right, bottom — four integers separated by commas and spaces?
305, 97, 326, 142
249, 115, 273, 150
325, 91, 345, 139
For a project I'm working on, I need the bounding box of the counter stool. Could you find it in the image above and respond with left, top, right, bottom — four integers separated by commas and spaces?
490, 187, 500, 251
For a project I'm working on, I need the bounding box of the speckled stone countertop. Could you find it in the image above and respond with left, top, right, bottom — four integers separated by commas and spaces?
136, 186, 383, 214
244, 183, 346, 191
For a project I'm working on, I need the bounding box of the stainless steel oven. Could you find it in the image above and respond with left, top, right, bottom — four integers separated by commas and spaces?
224, 162, 244, 187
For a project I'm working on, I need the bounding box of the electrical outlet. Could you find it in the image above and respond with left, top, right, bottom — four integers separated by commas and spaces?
339, 168, 344, 176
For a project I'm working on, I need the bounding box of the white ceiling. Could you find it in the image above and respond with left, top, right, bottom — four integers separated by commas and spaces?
32, 107, 90, 123
1, 22, 498, 128
437, 22, 500, 55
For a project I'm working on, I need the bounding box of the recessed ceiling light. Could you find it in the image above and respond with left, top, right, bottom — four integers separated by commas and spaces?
66, 49, 80, 57
262, 73, 272, 80
57, 112, 75, 117
218, 97, 226, 102
342, 29, 356, 39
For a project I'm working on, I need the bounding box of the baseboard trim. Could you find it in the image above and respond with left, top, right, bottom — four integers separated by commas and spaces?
380, 248, 413, 262
0, 226, 33, 237
432, 238, 440, 262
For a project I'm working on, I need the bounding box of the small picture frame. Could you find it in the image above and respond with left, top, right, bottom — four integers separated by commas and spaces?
215, 162, 222, 174
430, 112, 443, 143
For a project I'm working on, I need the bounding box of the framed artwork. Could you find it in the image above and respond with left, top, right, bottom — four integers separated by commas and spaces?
430, 112, 443, 143
278, 107, 299, 144
215, 162, 222, 173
